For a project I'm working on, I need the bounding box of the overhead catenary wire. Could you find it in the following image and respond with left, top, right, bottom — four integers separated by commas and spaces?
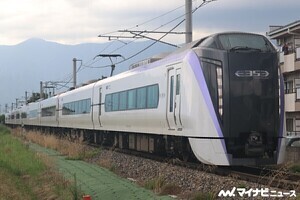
82, 0, 215, 70
55, 0, 216, 91
80, 0, 202, 69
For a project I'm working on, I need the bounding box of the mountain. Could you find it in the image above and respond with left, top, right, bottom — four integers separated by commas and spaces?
0, 39, 176, 112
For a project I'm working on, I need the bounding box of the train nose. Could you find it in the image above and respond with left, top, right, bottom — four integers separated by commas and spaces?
245, 131, 264, 157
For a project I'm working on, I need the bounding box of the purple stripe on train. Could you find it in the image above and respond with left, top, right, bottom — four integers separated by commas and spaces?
186, 51, 228, 154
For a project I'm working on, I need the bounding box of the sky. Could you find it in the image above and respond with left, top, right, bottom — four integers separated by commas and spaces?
0, 0, 299, 46
0, 0, 299, 113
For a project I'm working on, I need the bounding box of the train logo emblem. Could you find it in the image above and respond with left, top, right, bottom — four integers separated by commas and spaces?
235, 70, 269, 78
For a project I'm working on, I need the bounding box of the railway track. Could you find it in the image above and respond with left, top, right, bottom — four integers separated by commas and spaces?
110, 146, 300, 191
228, 166, 300, 190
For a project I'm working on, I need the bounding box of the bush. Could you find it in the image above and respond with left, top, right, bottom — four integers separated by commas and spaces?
0, 115, 4, 124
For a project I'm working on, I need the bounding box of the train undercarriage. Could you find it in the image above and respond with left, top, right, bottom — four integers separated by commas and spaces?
15, 125, 196, 162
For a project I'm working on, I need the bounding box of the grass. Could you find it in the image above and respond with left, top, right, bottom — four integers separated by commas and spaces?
190, 192, 216, 200
14, 129, 99, 161
144, 176, 181, 195
0, 125, 80, 199
289, 164, 300, 173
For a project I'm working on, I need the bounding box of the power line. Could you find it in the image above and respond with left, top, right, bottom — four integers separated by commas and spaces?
83, 0, 215, 69
57, 0, 217, 89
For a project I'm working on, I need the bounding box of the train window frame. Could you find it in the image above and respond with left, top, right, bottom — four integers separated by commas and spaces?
137, 87, 147, 109
112, 93, 119, 111
41, 106, 56, 117
62, 98, 92, 115
104, 84, 159, 112
127, 89, 137, 110
176, 74, 180, 95
169, 76, 174, 112
147, 85, 159, 108
119, 91, 127, 111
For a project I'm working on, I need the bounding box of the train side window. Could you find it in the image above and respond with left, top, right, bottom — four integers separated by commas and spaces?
112, 93, 119, 111
147, 84, 159, 108
170, 76, 174, 112
119, 91, 127, 110
105, 94, 112, 112
86, 99, 91, 113
176, 74, 180, 95
80, 100, 84, 113
128, 89, 137, 110
137, 87, 147, 109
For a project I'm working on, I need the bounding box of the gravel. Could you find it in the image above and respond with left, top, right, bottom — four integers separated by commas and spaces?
86, 149, 288, 199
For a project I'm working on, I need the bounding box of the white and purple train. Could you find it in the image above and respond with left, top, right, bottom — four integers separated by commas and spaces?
5, 32, 286, 166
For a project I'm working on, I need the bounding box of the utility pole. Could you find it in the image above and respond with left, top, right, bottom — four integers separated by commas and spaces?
25, 91, 28, 104
73, 58, 77, 88
40, 81, 44, 99
185, 0, 193, 43
73, 58, 82, 89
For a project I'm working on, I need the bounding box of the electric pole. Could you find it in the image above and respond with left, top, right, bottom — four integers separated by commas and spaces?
25, 91, 28, 104
40, 81, 44, 99
73, 58, 82, 89
185, 0, 192, 43
73, 58, 77, 88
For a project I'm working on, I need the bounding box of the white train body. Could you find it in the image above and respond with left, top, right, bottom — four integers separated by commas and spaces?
6, 32, 286, 166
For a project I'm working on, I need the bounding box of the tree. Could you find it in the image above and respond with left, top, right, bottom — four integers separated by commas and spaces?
0, 115, 5, 124
27, 92, 48, 103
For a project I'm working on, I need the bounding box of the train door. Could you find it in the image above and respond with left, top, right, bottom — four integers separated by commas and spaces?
166, 64, 182, 130
98, 87, 103, 127
56, 98, 59, 126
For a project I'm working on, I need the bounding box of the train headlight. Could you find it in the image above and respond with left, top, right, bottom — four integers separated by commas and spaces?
217, 66, 223, 118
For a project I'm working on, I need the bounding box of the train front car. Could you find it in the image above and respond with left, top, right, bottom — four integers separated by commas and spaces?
191, 32, 285, 165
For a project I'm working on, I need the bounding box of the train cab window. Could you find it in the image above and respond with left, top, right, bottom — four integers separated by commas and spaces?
199, 37, 217, 49
218, 33, 273, 52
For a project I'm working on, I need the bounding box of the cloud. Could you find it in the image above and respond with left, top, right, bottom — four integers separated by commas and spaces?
0, 0, 298, 45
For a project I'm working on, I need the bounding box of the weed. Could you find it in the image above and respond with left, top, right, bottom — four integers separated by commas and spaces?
190, 191, 216, 200
160, 183, 181, 195
289, 164, 300, 173
144, 176, 166, 193
0, 125, 82, 199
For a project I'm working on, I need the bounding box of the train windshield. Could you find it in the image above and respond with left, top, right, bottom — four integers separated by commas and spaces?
218, 33, 274, 52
